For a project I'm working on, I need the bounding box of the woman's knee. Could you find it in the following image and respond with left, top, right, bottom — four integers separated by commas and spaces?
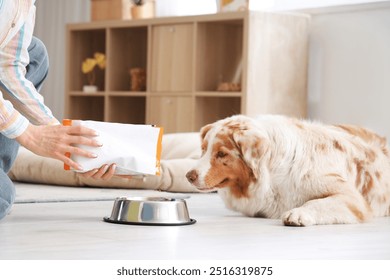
0, 135, 19, 173
26, 37, 49, 90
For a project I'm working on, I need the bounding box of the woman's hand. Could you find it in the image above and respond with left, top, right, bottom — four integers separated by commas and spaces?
79, 164, 116, 180
16, 123, 102, 171
16, 124, 133, 181
79, 164, 133, 181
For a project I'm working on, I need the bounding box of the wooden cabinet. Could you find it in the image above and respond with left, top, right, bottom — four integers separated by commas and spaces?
149, 96, 193, 132
149, 23, 194, 132
151, 24, 193, 92
65, 11, 309, 133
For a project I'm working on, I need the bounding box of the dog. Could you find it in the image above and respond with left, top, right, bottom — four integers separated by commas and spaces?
186, 115, 390, 226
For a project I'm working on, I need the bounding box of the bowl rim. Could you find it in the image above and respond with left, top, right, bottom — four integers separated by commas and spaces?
103, 216, 196, 226
114, 196, 189, 202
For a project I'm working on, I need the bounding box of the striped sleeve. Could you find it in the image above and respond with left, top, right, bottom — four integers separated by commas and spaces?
0, 3, 58, 139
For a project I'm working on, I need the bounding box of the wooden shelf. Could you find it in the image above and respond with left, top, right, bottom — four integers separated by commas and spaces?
108, 91, 147, 97
195, 91, 242, 97
65, 11, 309, 133
69, 91, 106, 97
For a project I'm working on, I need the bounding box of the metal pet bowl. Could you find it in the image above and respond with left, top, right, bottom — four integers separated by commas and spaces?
103, 196, 196, 226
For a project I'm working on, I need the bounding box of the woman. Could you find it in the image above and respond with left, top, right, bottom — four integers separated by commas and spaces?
0, 0, 115, 220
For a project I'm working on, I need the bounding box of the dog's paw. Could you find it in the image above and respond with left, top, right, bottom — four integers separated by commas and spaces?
282, 208, 316, 226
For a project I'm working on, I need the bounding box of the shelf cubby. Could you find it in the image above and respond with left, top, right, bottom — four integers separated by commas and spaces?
68, 96, 104, 121
108, 27, 148, 91
107, 96, 146, 124
196, 20, 243, 92
68, 29, 106, 92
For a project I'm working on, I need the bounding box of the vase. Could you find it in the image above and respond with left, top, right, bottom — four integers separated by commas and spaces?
83, 85, 98, 93
129, 68, 146, 91
131, 2, 155, 19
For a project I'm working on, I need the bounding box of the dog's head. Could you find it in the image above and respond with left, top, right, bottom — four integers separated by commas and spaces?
186, 115, 269, 198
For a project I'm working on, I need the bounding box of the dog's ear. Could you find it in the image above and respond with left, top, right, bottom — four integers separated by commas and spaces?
200, 123, 213, 140
231, 125, 269, 179
199, 123, 214, 155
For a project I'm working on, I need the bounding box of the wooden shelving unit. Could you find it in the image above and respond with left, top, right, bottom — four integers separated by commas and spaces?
65, 11, 309, 133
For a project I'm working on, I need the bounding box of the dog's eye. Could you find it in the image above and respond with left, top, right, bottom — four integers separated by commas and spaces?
216, 151, 227, 158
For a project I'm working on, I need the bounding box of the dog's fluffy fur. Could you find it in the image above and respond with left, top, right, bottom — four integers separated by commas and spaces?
186, 115, 390, 226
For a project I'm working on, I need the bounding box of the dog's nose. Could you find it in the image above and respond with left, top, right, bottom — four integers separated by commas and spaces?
186, 170, 198, 184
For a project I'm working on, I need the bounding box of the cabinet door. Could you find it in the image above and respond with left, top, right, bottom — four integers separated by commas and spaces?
151, 24, 193, 92
148, 96, 193, 133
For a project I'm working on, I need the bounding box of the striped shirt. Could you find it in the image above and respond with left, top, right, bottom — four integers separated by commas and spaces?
0, 0, 58, 139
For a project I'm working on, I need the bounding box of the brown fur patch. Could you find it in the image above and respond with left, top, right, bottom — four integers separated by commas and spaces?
316, 143, 327, 152
354, 159, 364, 187
225, 120, 249, 133
375, 171, 382, 180
249, 138, 264, 159
347, 161, 353, 173
347, 203, 365, 222
365, 149, 377, 163
251, 150, 259, 158
295, 123, 304, 129
335, 124, 387, 149
325, 173, 346, 183
354, 158, 375, 197
215, 132, 236, 151
333, 140, 345, 152
290, 118, 304, 130
362, 172, 374, 197
309, 192, 334, 201
382, 147, 389, 157
335, 124, 356, 135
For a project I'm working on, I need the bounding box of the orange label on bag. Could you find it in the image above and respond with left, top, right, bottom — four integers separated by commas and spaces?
62, 119, 72, 170
155, 127, 164, 176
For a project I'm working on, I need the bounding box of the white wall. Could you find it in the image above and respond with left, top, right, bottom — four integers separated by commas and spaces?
306, 5, 390, 140
34, 0, 89, 121
256, 0, 389, 10
155, 0, 216, 16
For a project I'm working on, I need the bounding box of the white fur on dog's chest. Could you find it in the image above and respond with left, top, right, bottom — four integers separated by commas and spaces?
218, 183, 291, 218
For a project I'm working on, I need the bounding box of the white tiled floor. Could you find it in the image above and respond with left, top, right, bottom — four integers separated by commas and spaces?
1, 182, 390, 260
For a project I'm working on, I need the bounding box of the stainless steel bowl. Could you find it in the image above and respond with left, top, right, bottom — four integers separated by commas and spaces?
103, 196, 196, 226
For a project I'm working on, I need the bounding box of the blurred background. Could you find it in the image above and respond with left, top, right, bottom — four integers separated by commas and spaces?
34, 0, 390, 139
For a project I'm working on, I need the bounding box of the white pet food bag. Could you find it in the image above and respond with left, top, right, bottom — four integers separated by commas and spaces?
62, 119, 163, 176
